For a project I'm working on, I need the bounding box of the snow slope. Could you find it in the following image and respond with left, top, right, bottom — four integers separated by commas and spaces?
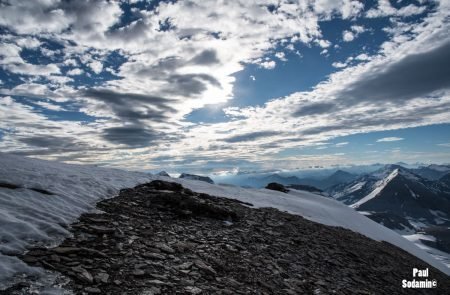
169, 176, 450, 275
0, 153, 151, 289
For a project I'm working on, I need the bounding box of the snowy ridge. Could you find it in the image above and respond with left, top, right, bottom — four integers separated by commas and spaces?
351, 169, 399, 209
0, 153, 151, 289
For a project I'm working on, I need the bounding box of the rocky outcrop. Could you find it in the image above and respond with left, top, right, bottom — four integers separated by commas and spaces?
16, 180, 449, 294
265, 182, 289, 193
0, 181, 54, 195
156, 171, 170, 177
179, 173, 214, 184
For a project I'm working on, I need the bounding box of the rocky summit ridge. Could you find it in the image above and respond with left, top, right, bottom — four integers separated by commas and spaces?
8, 180, 450, 294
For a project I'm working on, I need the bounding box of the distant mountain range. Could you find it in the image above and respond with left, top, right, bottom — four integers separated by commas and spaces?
237, 163, 450, 265
329, 164, 450, 225
245, 169, 358, 190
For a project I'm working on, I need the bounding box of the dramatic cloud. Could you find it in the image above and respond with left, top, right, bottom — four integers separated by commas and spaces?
293, 102, 335, 117
102, 126, 160, 147
338, 41, 450, 103
223, 131, 281, 143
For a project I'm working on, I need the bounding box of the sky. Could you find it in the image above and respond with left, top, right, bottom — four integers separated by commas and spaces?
0, 0, 449, 174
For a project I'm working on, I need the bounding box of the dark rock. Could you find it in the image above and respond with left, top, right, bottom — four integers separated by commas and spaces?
0, 182, 20, 189
142, 252, 166, 260
84, 287, 102, 294
265, 182, 289, 193
194, 259, 216, 275
154, 243, 175, 254
157, 171, 170, 177
133, 269, 146, 276
29, 187, 54, 195
179, 173, 214, 184
95, 272, 109, 284
52, 247, 82, 254
72, 267, 94, 284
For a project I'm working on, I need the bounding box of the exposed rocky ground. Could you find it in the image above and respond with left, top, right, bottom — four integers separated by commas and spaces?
9, 180, 450, 294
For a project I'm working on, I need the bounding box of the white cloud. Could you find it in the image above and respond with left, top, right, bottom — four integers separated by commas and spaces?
275, 52, 287, 61
88, 60, 103, 74
316, 39, 332, 48
342, 25, 366, 42
437, 143, 450, 147
14, 37, 41, 49
4, 63, 60, 76
376, 137, 404, 142
249, 75, 256, 81
313, 0, 364, 19
259, 60, 276, 70
351, 25, 366, 34
34, 100, 65, 111
64, 59, 78, 67
342, 30, 355, 42
67, 68, 84, 76
0, 42, 60, 76
355, 53, 371, 61
366, 0, 426, 18
335, 142, 349, 147
332, 61, 347, 68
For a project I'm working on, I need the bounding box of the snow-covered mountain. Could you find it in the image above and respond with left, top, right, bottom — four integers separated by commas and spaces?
0, 153, 448, 291
330, 164, 450, 267
330, 165, 450, 223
